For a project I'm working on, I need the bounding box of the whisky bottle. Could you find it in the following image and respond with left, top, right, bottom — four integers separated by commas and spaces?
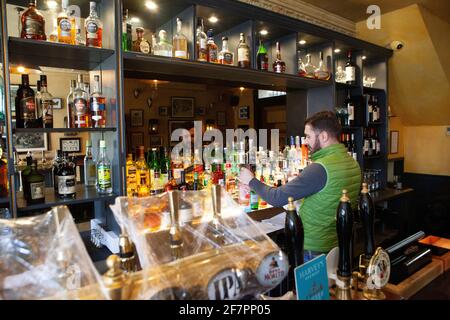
164, 168, 178, 192
314, 51, 331, 80
285, 196, 304, 291
96, 140, 112, 194
21, 0, 46, 40
256, 39, 268, 71
154, 30, 173, 57
136, 146, 150, 197
85, 1, 103, 48
345, 51, 356, 85
73, 74, 90, 128
196, 18, 208, 62
173, 18, 188, 59
56, 152, 76, 199
126, 153, 137, 196
15, 74, 38, 128
178, 170, 188, 191
25, 160, 45, 205
84, 140, 96, 187
218, 37, 233, 65
303, 54, 316, 78
206, 29, 218, 63
40, 75, 53, 128
273, 42, 286, 73
122, 9, 132, 51
90, 75, 106, 128
57, 0, 76, 45
237, 33, 250, 68
132, 27, 151, 54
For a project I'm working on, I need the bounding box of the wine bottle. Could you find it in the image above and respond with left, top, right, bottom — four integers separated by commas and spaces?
256, 39, 268, 71
345, 51, 356, 85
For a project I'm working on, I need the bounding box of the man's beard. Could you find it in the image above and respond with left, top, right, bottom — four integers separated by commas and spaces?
308, 139, 321, 154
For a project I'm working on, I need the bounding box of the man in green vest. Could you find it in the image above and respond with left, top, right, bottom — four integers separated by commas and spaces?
239, 111, 361, 262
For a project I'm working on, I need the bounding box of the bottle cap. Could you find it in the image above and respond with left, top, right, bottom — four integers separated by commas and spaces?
99, 140, 106, 148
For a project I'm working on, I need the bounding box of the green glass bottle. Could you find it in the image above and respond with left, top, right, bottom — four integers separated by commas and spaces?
256, 39, 268, 71
96, 140, 112, 194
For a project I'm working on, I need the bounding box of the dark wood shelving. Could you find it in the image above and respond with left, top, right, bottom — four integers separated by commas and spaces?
363, 86, 385, 92
123, 52, 331, 91
13, 127, 117, 133
16, 185, 117, 212
8, 37, 115, 70
335, 82, 361, 90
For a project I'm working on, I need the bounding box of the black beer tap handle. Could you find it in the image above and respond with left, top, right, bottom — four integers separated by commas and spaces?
336, 189, 353, 278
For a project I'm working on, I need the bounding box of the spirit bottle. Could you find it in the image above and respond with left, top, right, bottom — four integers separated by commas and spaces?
303, 54, 316, 78
56, 152, 76, 198
15, 74, 38, 128
84, 140, 96, 187
256, 39, 268, 71
345, 90, 355, 126
122, 9, 132, 51
126, 153, 137, 196
351, 134, 357, 160
154, 30, 173, 57
66, 79, 76, 128
35, 80, 43, 128
298, 55, 306, 77
164, 168, 178, 192
237, 33, 250, 68
372, 96, 379, 122
72, 74, 90, 128
345, 51, 356, 85
57, 0, 75, 45
40, 75, 53, 128
192, 171, 202, 191
149, 148, 162, 194
178, 170, 189, 191
273, 42, 286, 73
96, 140, 112, 194
136, 146, 150, 197
218, 37, 233, 65
49, 17, 58, 42
85, 1, 103, 48
368, 95, 374, 122
132, 27, 151, 54
90, 75, 106, 128
206, 29, 219, 63
25, 160, 45, 205
173, 18, 188, 59
21, 0, 46, 40
196, 18, 208, 62
314, 51, 331, 80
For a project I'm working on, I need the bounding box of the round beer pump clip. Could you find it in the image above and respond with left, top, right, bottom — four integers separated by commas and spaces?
364, 247, 390, 299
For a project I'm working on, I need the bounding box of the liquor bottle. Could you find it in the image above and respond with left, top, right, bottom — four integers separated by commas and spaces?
0, 145, 8, 198
218, 37, 234, 65
84, 140, 96, 187
90, 75, 106, 128
237, 33, 250, 68
122, 9, 132, 51
192, 171, 202, 191
345, 51, 356, 85
285, 196, 304, 291
16, 74, 38, 129
372, 96, 379, 122
154, 30, 173, 57
126, 153, 137, 196
273, 42, 286, 73
149, 148, 162, 194
301, 137, 308, 168
25, 160, 45, 205
136, 146, 150, 197
21, 0, 46, 40
297, 54, 306, 77
164, 168, 178, 192
49, 17, 58, 42
57, 0, 75, 45
73, 74, 90, 128
160, 147, 170, 187
52, 150, 63, 192
351, 133, 357, 161
314, 51, 331, 80
35, 80, 43, 128
367, 95, 373, 123
345, 90, 355, 126
358, 183, 375, 260
206, 29, 219, 63
196, 18, 208, 62
256, 39, 268, 71
66, 79, 76, 128
303, 54, 316, 78
56, 152, 76, 199
132, 27, 151, 54
173, 18, 188, 59
22, 152, 33, 201
202, 164, 212, 189
250, 190, 259, 210
178, 170, 188, 191
40, 75, 53, 128
85, 1, 103, 48
346, 134, 352, 156
363, 128, 370, 157
96, 140, 112, 194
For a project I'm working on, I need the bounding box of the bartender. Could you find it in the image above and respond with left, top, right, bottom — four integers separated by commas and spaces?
239, 111, 361, 262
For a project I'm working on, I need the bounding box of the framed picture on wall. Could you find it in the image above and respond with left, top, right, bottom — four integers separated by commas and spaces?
52, 98, 62, 109
217, 111, 226, 126
159, 106, 169, 116
130, 109, 144, 127
238, 106, 250, 120
130, 132, 144, 151
13, 132, 48, 152
390, 131, 399, 154
171, 97, 195, 118
60, 137, 81, 153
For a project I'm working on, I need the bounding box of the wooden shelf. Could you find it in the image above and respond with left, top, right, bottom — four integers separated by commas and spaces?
13, 127, 117, 133
363, 86, 385, 93
8, 37, 115, 71
123, 52, 332, 91
17, 184, 117, 212
335, 82, 361, 90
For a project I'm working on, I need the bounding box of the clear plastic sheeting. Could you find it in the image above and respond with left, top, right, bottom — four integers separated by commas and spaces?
110, 188, 289, 300
0, 206, 108, 300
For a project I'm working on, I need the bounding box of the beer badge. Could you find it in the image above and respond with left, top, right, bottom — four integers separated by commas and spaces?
207, 268, 248, 300
366, 247, 390, 289
255, 251, 289, 287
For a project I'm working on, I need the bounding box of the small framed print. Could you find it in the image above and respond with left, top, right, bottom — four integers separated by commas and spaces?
130, 109, 144, 127
60, 137, 81, 153
217, 111, 226, 126
13, 132, 48, 152
130, 132, 144, 151
52, 97, 62, 109
238, 106, 250, 120
159, 106, 169, 116
390, 131, 399, 154
171, 97, 195, 118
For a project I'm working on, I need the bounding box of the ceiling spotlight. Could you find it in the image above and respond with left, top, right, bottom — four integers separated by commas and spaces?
145, 1, 158, 11
299, 39, 306, 45
46, 0, 58, 10
239, 87, 245, 92
362, 55, 367, 60
334, 48, 341, 53
209, 16, 218, 23
259, 29, 268, 36
17, 66, 26, 73
130, 17, 141, 24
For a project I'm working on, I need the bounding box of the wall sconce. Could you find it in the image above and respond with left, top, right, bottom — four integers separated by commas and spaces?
149, 119, 159, 134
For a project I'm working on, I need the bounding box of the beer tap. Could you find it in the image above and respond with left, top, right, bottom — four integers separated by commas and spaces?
102, 255, 132, 300
119, 232, 138, 273
169, 190, 184, 260
335, 189, 353, 300
210, 184, 225, 244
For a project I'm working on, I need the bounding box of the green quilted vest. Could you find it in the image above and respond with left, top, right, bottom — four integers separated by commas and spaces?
299, 143, 361, 252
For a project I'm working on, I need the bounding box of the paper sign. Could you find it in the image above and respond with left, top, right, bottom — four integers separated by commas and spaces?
294, 254, 330, 300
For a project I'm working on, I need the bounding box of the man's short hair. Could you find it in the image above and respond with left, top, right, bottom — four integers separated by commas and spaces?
305, 111, 342, 139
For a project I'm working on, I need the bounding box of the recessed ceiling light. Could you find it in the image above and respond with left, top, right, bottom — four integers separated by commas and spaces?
240, 87, 245, 92
334, 48, 341, 53
299, 39, 306, 45
130, 17, 140, 24
46, 0, 58, 9
362, 55, 367, 60
145, 1, 158, 11
17, 66, 26, 73
209, 16, 218, 23
259, 29, 268, 36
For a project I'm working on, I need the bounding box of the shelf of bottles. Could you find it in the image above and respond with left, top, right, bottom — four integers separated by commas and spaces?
2, 0, 122, 216
121, 0, 333, 90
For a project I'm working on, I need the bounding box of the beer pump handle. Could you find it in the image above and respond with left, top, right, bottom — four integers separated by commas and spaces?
359, 183, 375, 258
336, 190, 353, 278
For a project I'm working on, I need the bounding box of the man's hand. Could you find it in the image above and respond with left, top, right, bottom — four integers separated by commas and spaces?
239, 167, 255, 185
